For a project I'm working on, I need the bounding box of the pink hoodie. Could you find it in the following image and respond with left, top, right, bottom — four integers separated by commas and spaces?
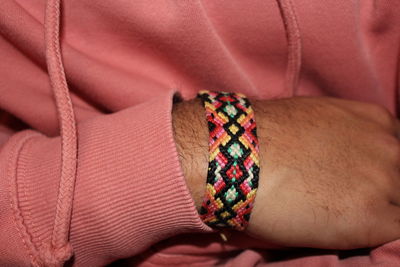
0, 0, 399, 266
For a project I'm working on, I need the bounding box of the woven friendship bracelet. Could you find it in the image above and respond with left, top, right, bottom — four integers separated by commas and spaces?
197, 90, 260, 231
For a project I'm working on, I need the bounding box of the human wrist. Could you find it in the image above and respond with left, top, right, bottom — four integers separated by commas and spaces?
172, 98, 209, 211
172, 93, 262, 231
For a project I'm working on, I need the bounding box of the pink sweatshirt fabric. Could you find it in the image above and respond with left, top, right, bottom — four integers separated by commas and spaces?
1, 0, 399, 266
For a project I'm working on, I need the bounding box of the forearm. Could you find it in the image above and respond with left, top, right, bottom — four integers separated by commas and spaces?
0, 90, 214, 266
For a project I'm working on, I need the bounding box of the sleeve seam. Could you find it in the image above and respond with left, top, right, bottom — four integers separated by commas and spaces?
6, 130, 44, 266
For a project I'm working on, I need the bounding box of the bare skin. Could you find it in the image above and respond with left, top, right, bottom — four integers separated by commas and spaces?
172, 96, 400, 250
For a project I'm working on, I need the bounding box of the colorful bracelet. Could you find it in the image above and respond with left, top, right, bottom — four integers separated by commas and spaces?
197, 90, 260, 231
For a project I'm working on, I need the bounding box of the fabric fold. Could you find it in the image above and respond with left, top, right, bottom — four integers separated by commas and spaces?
2, 89, 213, 266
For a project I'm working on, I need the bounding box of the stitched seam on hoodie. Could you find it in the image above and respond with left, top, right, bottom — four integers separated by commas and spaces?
287, 0, 301, 95
19, 137, 45, 253
7, 132, 43, 265
277, 0, 302, 96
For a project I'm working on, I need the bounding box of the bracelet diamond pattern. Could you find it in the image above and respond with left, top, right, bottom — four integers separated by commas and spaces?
197, 90, 260, 231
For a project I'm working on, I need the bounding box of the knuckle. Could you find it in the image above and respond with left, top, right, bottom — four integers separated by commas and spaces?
378, 135, 400, 161
368, 103, 390, 115
368, 103, 394, 125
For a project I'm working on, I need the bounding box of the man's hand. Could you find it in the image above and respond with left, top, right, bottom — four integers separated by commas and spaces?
172, 96, 400, 250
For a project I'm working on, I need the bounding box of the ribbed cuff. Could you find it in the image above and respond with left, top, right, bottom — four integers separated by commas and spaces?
10, 89, 214, 266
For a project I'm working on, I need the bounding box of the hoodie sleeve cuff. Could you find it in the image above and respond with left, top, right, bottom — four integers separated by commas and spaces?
8, 89, 214, 266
